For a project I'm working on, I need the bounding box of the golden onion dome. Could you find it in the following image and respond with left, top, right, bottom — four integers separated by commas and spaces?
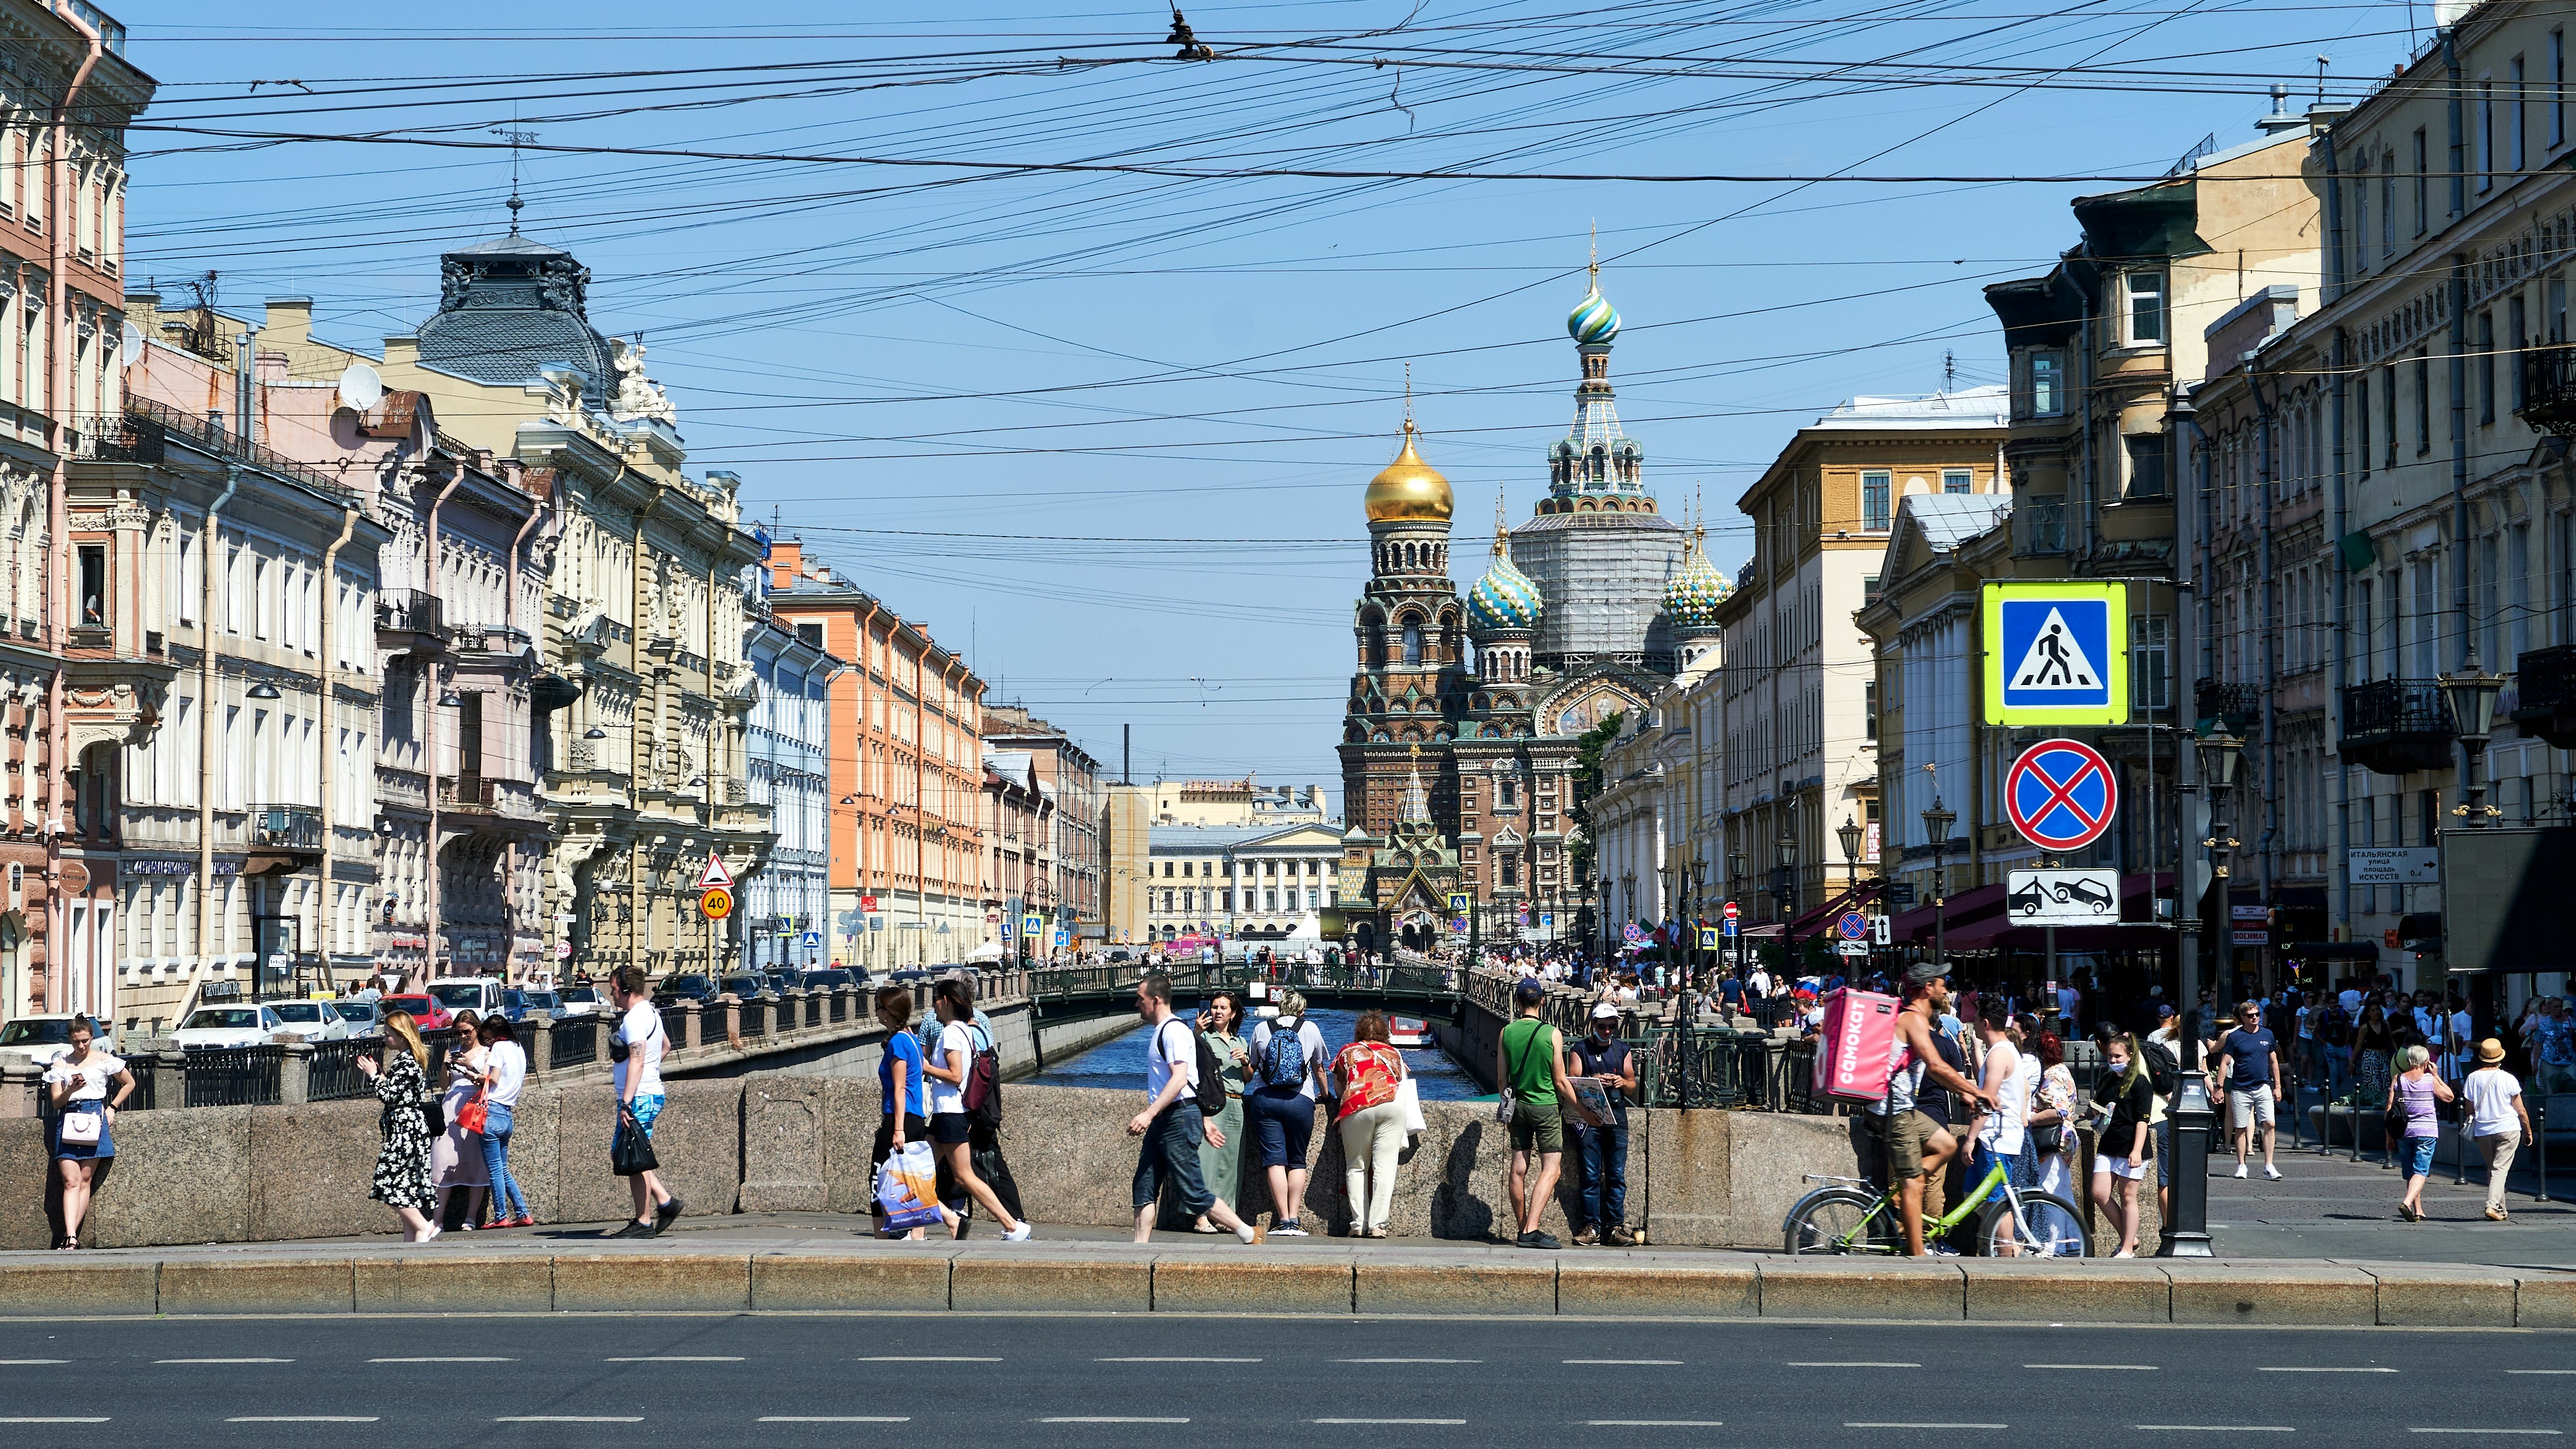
1364, 421, 1454, 524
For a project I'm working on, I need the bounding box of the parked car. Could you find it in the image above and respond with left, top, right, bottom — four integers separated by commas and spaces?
718, 974, 774, 1001
375, 994, 454, 1032
554, 985, 606, 1019
499, 988, 563, 1022
422, 977, 503, 1020
333, 999, 382, 1036
173, 1004, 291, 1051
652, 974, 720, 1007
0, 1014, 120, 1071
264, 999, 353, 1042
797, 969, 857, 993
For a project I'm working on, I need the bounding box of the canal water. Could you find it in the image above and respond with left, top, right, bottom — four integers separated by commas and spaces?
1022, 1004, 1486, 1101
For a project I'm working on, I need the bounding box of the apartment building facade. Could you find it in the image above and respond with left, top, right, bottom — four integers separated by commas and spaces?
744, 607, 838, 975
981, 702, 1106, 948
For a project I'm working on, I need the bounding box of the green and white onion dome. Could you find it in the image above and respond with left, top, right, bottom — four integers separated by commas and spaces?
1467, 544, 1545, 634
1567, 284, 1620, 345
1662, 541, 1730, 631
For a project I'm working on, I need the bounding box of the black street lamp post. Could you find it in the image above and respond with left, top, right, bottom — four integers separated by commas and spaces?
2161, 728, 2240, 1260
1920, 798, 1954, 976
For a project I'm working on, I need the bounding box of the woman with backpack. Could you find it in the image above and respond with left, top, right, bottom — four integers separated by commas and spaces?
1246, 989, 1327, 1235
1192, 993, 1251, 1234
921, 978, 1032, 1241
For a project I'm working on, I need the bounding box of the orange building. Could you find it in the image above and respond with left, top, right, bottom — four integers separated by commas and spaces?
760, 540, 989, 970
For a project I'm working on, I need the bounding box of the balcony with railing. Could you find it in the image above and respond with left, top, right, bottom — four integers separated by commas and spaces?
243, 803, 324, 862
375, 589, 446, 653
2520, 344, 2576, 438
2337, 678, 2456, 775
2195, 677, 2261, 733
113, 396, 368, 510
2511, 644, 2576, 748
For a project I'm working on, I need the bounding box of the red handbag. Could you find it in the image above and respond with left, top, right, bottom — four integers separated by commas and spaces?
457, 1088, 490, 1134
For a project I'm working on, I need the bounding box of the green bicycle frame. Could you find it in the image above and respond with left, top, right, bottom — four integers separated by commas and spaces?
1828, 1160, 2011, 1250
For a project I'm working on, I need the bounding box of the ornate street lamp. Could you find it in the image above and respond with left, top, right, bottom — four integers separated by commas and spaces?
2441, 650, 2510, 830
1920, 797, 1955, 974
1838, 814, 1864, 893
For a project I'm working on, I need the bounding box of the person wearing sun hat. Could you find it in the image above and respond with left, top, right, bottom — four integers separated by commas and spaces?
2463, 1037, 2535, 1222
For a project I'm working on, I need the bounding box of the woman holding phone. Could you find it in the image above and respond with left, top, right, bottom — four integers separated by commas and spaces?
357, 1010, 441, 1243
42, 1016, 132, 1250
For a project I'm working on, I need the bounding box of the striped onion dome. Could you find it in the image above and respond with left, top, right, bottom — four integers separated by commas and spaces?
1567, 284, 1621, 345
1467, 533, 1545, 634
1662, 531, 1730, 631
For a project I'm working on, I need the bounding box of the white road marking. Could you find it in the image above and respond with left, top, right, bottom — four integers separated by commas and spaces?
2408, 1431, 2561, 1437
1041, 1418, 1189, 1425
1589, 1421, 1724, 1428
1096, 1356, 1260, 1363
2134, 1427, 2297, 1434
495, 1417, 646, 1423
1847, 1425, 2008, 1431
2508, 1370, 2576, 1376
859, 1356, 1001, 1362
1566, 1359, 1682, 1365
605, 1356, 743, 1362
1793, 1361, 1921, 1368
1339, 1358, 1480, 1364
760, 1417, 911, 1423
0, 1418, 107, 1424
0, 1359, 67, 1365
372, 1356, 515, 1363
228, 1417, 379, 1423
158, 1357, 290, 1364
1313, 1419, 1468, 1426
2259, 1366, 2393, 1374
2028, 1363, 2157, 1370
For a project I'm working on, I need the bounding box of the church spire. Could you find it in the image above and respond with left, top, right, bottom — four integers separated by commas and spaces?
1400, 744, 1430, 824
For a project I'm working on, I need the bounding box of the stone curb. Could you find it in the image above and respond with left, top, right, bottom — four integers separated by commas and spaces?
4, 1249, 2567, 1324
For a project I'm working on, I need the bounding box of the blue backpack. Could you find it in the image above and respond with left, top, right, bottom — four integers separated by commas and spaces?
1259, 1018, 1309, 1089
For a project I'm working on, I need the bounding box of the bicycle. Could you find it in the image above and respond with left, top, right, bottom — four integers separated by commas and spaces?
1782, 1155, 2089, 1257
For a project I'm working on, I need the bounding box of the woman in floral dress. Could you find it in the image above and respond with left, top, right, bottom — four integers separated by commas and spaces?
358, 1009, 441, 1242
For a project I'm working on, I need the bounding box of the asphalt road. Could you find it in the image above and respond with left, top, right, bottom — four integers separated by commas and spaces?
1, 1314, 2569, 1445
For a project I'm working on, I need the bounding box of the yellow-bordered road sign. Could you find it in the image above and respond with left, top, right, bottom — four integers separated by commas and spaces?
701, 887, 733, 921
1981, 580, 2128, 726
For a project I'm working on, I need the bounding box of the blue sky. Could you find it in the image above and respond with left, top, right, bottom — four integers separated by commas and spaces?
114, 0, 2424, 798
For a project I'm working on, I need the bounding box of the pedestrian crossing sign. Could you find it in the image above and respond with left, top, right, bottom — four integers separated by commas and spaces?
1981, 581, 2128, 725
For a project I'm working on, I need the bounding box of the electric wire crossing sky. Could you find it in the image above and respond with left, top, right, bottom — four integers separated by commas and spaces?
1981, 581, 2129, 726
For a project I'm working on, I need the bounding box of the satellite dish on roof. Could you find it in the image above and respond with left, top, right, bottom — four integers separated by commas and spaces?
336, 362, 384, 413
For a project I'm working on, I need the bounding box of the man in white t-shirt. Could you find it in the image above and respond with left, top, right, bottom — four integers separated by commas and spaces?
607, 966, 680, 1237
2463, 1037, 2534, 1221
1967, 997, 2031, 1254
1127, 972, 1259, 1246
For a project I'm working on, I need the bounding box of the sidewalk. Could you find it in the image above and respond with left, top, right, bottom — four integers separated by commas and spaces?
1, 1210, 2568, 1327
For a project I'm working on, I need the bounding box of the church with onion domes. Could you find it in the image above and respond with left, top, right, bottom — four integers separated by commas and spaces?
1333, 263, 1723, 955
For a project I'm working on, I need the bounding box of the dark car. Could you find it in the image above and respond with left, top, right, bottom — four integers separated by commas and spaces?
497, 988, 564, 1022
653, 973, 720, 1007
718, 974, 774, 1000
797, 969, 857, 993
2050, 877, 2116, 913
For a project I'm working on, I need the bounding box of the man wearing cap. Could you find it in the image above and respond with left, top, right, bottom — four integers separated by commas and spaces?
1498, 976, 1582, 1250
1566, 1002, 1640, 1246
2463, 1037, 2534, 1222
1870, 962, 1994, 1256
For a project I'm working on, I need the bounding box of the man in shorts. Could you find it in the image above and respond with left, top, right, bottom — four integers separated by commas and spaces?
1869, 962, 1993, 1256
1126, 972, 1260, 1245
1498, 976, 1582, 1250
2215, 1000, 2285, 1180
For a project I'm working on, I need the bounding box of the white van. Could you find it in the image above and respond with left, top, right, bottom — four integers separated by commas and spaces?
422, 977, 503, 1021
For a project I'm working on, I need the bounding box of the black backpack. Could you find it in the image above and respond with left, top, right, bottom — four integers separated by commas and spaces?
1165, 1020, 1226, 1115
2146, 1037, 2183, 1102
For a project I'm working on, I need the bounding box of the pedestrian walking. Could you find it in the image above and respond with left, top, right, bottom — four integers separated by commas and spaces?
608, 965, 681, 1238
358, 1009, 440, 1243
477, 1013, 532, 1228
2088, 1030, 2152, 1257
1969, 998, 2030, 1254
1193, 992, 1250, 1233
1246, 989, 1327, 1235
2388, 1045, 2455, 1222
1499, 976, 1579, 1250
921, 978, 1032, 1241
1127, 972, 1260, 1245
41, 1015, 130, 1251
2215, 1001, 2284, 1181
2463, 1038, 2534, 1222
872, 985, 951, 1240
2354, 1003, 2396, 1164
1566, 1001, 1637, 1246
431, 1011, 491, 1230
1329, 1009, 1410, 1238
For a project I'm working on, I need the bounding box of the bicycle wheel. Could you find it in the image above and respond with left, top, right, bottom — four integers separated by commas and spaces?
1976, 1192, 2089, 1258
1784, 1188, 1899, 1255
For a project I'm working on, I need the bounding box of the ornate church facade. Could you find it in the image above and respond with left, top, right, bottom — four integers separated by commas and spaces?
1335, 270, 1730, 952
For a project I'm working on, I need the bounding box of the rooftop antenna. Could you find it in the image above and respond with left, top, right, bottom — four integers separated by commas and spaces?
1943, 349, 1957, 396
490, 125, 536, 233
